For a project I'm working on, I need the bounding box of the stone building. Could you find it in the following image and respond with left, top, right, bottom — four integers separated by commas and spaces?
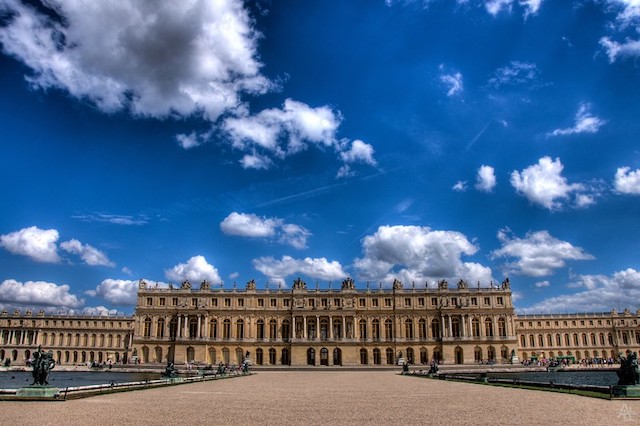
516, 310, 640, 362
0, 308, 133, 365
1, 277, 638, 367
132, 277, 519, 366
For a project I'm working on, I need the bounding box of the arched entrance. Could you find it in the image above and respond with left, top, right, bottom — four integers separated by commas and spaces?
333, 348, 342, 366
432, 347, 442, 363
282, 348, 290, 365
307, 348, 316, 365
209, 348, 217, 364
186, 346, 195, 363
455, 346, 463, 364
236, 347, 244, 365
320, 348, 329, 366
222, 347, 230, 364
155, 346, 162, 363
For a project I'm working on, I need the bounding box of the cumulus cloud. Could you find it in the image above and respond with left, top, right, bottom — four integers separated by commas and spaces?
0, 0, 269, 120
165, 255, 222, 284
339, 140, 377, 166
353, 225, 493, 286
534, 280, 550, 288
548, 103, 606, 137
252, 255, 347, 284
88, 279, 138, 306
0, 226, 60, 263
0, 279, 83, 308
491, 229, 594, 277
614, 166, 640, 195
475, 165, 496, 192
78, 306, 120, 317
0, 1, 372, 171
485, 0, 542, 17
452, 181, 467, 192
510, 156, 585, 210
220, 212, 311, 249
519, 268, 640, 313
487, 61, 542, 88
60, 239, 115, 267
599, 1, 640, 62
439, 70, 463, 97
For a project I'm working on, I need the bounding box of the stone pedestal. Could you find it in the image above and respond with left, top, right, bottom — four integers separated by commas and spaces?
16, 386, 60, 398
612, 385, 640, 398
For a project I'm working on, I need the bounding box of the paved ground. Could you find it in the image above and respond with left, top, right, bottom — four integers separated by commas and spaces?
2, 371, 638, 425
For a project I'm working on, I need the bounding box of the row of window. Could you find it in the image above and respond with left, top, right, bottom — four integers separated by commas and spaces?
2, 319, 128, 329
0, 331, 127, 348
518, 319, 616, 329
140, 317, 509, 340
144, 295, 507, 309
518, 331, 640, 348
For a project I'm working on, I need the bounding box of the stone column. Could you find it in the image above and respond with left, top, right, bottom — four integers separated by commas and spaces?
197, 315, 202, 338
329, 316, 333, 340
177, 316, 182, 338
448, 316, 453, 338
303, 316, 307, 339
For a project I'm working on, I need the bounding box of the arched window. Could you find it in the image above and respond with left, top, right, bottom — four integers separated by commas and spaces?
538, 334, 543, 347
547, 334, 553, 346
600, 333, 605, 345
373, 348, 381, 365
143, 318, 152, 337
573, 333, 579, 346
418, 319, 427, 339
484, 318, 494, 337
256, 320, 265, 340
223, 319, 231, 339
564, 334, 570, 346
236, 319, 244, 339
420, 347, 428, 364
581, 333, 588, 346
189, 317, 198, 338
591, 333, 596, 345
406, 347, 414, 364
371, 319, 380, 340
157, 319, 165, 338
386, 348, 395, 365
384, 319, 393, 340
169, 317, 178, 338
529, 335, 535, 347
282, 320, 291, 341
474, 346, 482, 362
359, 319, 367, 339
255, 348, 264, 365
555, 334, 561, 346
405, 319, 414, 339
359, 348, 368, 365
520, 335, 526, 347
307, 348, 315, 365
210, 319, 217, 339
269, 348, 277, 365
471, 318, 480, 337
497, 318, 506, 337
431, 319, 440, 339
269, 319, 277, 339
451, 318, 460, 338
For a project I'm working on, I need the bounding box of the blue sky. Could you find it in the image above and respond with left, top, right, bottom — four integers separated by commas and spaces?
1, 0, 640, 315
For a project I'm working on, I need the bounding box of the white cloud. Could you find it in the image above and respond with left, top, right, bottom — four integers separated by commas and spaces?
0, 279, 83, 308
72, 213, 148, 225
60, 239, 115, 267
220, 212, 279, 237
491, 229, 594, 277
600, 37, 640, 62
121, 267, 133, 276
165, 255, 222, 284
548, 103, 605, 137
89, 279, 137, 305
252, 255, 347, 284
78, 306, 119, 317
614, 166, 640, 195
0, 0, 270, 120
510, 156, 584, 210
487, 61, 541, 88
175, 132, 203, 150
220, 212, 311, 249
354, 225, 493, 285
485, 0, 542, 16
222, 98, 342, 161
534, 280, 550, 288
0, 226, 60, 263
452, 181, 468, 192
336, 164, 354, 179
240, 153, 273, 170
475, 165, 496, 192
519, 268, 640, 314
598, 1, 640, 62
440, 71, 463, 97
339, 140, 377, 166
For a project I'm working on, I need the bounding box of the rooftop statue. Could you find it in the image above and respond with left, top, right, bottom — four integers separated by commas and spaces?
392, 279, 403, 290
246, 279, 256, 291
293, 277, 307, 290
181, 280, 192, 290
341, 277, 355, 290
501, 277, 510, 289
457, 279, 468, 289
200, 280, 211, 290
438, 279, 448, 290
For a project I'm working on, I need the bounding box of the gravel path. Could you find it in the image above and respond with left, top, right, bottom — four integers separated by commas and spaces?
2, 371, 638, 425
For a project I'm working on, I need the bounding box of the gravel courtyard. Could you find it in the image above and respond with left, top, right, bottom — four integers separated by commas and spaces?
2, 371, 638, 425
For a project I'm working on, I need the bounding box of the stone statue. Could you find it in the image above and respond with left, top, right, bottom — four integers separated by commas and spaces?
293, 277, 307, 290
138, 279, 147, 289
200, 280, 211, 290
31, 345, 55, 386
438, 279, 448, 290
617, 352, 640, 386
162, 362, 178, 378
501, 277, 510, 289
392, 279, 403, 290
246, 279, 256, 291
341, 277, 355, 290
181, 280, 192, 290
457, 279, 468, 289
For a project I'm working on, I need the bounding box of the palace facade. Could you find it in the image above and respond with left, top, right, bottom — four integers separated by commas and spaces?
1, 277, 639, 367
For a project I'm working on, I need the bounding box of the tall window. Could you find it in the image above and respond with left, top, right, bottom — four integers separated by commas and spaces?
359, 320, 367, 339
451, 318, 460, 338
484, 318, 494, 337
236, 319, 244, 339
282, 320, 291, 341
431, 319, 440, 339
269, 319, 277, 339
384, 319, 393, 340
418, 319, 427, 339
372, 319, 380, 340
223, 319, 231, 339
373, 348, 381, 365
143, 318, 151, 337
497, 318, 506, 337
472, 318, 480, 337
405, 319, 414, 339
360, 348, 368, 365
210, 319, 217, 339
157, 318, 165, 338
256, 320, 265, 339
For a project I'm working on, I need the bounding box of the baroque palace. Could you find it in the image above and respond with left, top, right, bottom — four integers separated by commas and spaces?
1, 277, 639, 367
